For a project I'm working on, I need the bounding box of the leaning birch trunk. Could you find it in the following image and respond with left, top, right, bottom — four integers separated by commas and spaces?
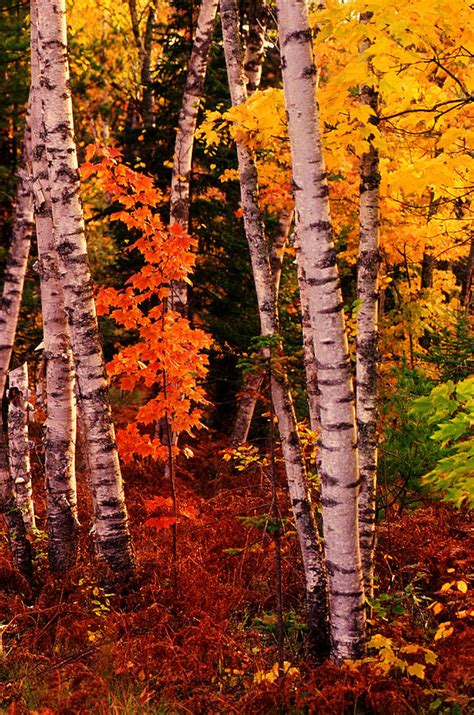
231, 208, 293, 447
356, 11, 381, 602
169, 0, 219, 314
30, 29, 79, 575
0, 118, 34, 404
32, 0, 133, 574
275, 0, 365, 660
8, 364, 35, 531
221, 0, 329, 658
0, 112, 34, 575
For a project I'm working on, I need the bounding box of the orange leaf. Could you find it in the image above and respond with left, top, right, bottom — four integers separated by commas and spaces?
145, 516, 177, 531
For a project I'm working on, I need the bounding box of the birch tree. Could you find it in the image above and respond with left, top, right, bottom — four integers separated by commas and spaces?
275, 0, 366, 660
8, 363, 35, 530
221, 0, 329, 658
169, 0, 219, 314
356, 11, 381, 601
30, 14, 79, 575
0, 114, 34, 575
31, 0, 133, 575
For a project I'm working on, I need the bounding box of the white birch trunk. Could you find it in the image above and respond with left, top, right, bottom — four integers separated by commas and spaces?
275, 0, 365, 660
32, 0, 133, 574
243, 0, 268, 95
356, 12, 381, 601
294, 234, 321, 434
0, 109, 34, 575
0, 116, 33, 402
231, 208, 292, 447
8, 363, 35, 531
169, 0, 219, 314
30, 25, 79, 574
221, 0, 329, 658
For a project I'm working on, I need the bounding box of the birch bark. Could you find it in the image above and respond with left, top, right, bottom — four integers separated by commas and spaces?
30, 21, 79, 574
275, 0, 365, 660
0, 112, 34, 575
243, 0, 268, 95
8, 363, 35, 531
169, 0, 219, 314
221, 0, 329, 658
32, 0, 133, 574
356, 11, 381, 601
231, 208, 293, 447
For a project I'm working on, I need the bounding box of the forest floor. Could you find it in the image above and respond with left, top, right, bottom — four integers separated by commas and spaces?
0, 431, 473, 714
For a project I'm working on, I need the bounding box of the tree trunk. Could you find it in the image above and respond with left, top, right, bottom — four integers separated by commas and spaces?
356, 11, 381, 602
0, 109, 34, 576
32, 0, 134, 575
169, 0, 219, 315
243, 0, 268, 95
275, 0, 365, 660
8, 363, 35, 531
231, 208, 293, 447
0, 114, 33, 404
461, 233, 474, 309
30, 26, 79, 574
128, 0, 160, 128
294, 233, 321, 434
221, 0, 329, 659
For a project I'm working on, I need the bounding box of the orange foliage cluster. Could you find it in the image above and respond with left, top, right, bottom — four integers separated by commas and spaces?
81, 145, 212, 463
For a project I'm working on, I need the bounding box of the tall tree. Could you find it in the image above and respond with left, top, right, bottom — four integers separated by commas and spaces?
30, 13, 79, 575
275, 0, 366, 660
221, 0, 329, 658
0, 111, 34, 576
169, 0, 219, 315
8, 363, 35, 531
356, 11, 381, 601
32, 0, 134, 575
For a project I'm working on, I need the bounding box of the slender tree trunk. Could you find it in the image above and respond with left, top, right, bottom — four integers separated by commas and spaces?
356, 11, 381, 602
461, 233, 474, 309
275, 0, 365, 660
0, 110, 34, 575
294, 234, 321, 434
243, 0, 268, 95
32, 0, 133, 574
30, 27, 79, 575
231, 208, 293, 446
8, 363, 35, 531
128, 0, 159, 128
0, 117, 33, 404
221, 0, 329, 658
169, 0, 219, 315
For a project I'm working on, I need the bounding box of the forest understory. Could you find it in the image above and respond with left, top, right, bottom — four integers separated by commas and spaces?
1, 427, 473, 714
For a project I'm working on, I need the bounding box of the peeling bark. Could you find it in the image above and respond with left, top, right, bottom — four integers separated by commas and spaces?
221, 0, 329, 659
8, 363, 35, 531
356, 11, 381, 602
30, 22, 79, 574
32, 0, 133, 574
275, 0, 365, 660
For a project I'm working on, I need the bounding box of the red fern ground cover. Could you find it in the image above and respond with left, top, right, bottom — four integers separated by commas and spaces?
0, 433, 472, 714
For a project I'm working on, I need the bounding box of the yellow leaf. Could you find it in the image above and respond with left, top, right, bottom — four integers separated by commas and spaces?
424, 650, 438, 665
400, 644, 421, 654
432, 602, 444, 615
440, 581, 454, 592
434, 622, 454, 641
407, 663, 426, 680
456, 580, 468, 594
